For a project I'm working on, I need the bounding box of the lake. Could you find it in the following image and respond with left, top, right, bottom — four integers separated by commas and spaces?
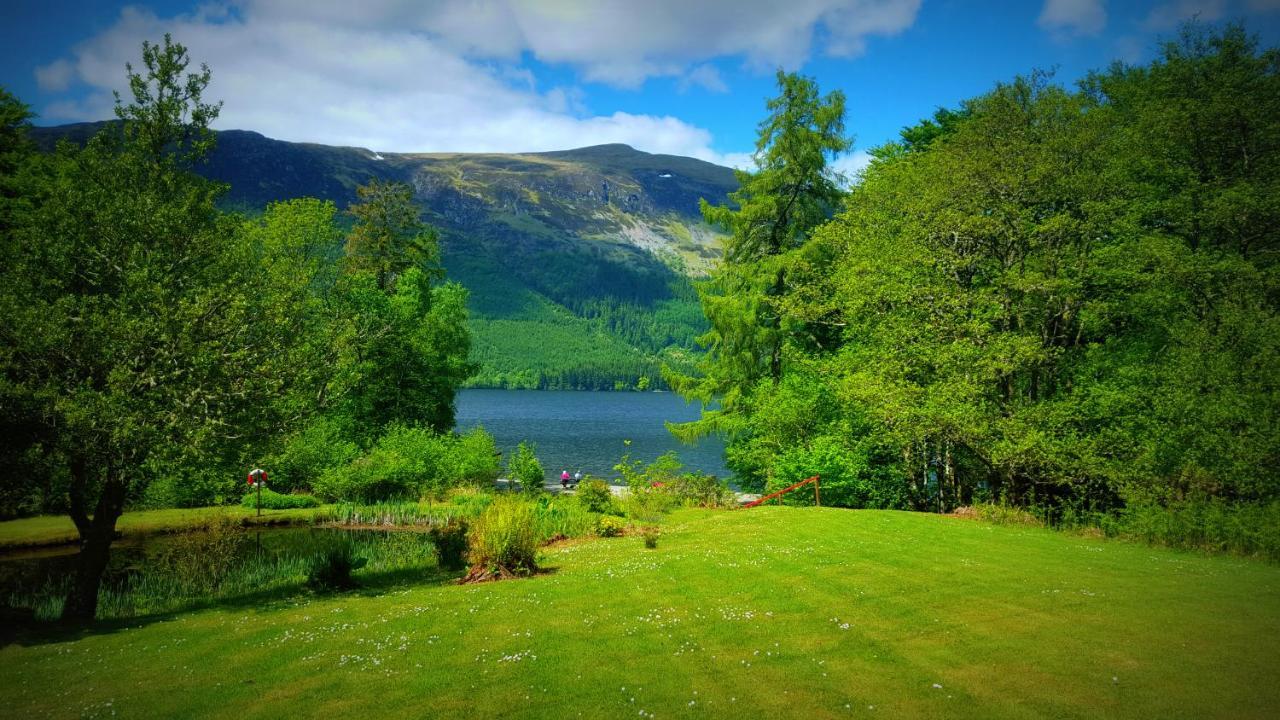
454, 389, 730, 481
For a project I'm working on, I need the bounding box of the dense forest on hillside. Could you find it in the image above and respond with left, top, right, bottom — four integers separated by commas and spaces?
674, 24, 1280, 537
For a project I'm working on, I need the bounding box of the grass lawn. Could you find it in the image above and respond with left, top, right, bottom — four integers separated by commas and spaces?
0, 505, 330, 549
2, 507, 1278, 718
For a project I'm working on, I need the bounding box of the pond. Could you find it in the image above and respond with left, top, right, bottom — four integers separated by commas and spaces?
0, 526, 443, 621
455, 388, 730, 481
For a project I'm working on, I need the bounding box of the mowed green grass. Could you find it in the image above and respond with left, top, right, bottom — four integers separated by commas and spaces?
0, 506, 329, 549
3, 507, 1278, 719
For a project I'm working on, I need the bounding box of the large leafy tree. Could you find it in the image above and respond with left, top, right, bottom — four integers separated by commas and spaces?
0, 37, 332, 620
337, 178, 472, 437
759, 23, 1278, 513
668, 71, 850, 462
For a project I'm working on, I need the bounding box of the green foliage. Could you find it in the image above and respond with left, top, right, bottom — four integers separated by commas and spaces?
240, 488, 320, 510
668, 70, 850, 440
152, 514, 246, 592
667, 472, 736, 508
623, 485, 675, 526
344, 178, 441, 291
306, 539, 367, 591
640, 525, 660, 549
448, 427, 502, 487
688, 24, 1280, 525
467, 495, 540, 574
268, 416, 362, 494
314, 425, 495, 503
0, 37, 355, 619
507, 441, 545, 494
428, 519, 470, 571
1101, 500, 1280, 559
338, 268, 473, 437
530, 496, 598, 540
331, 500, 468, 527
575, 478, 618, 514
596, 514, 626, 537
314, 425, 440, 502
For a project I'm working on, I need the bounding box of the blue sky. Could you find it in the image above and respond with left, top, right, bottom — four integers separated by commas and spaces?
2, 1, 1278, 170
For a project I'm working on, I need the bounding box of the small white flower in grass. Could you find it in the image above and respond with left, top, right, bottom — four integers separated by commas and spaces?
932, 683, 943, 689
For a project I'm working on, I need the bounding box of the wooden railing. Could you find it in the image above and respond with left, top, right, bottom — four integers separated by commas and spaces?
740, 475, 820, 508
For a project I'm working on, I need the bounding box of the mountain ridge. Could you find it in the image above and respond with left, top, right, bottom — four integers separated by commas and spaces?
30, 122, 737, 390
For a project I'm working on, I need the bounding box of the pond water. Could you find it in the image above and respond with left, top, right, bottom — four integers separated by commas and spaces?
0, 526, 438, 620
455, 389, 730, 481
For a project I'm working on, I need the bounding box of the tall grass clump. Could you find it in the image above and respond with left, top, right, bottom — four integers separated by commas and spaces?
532, 497, 597, 541
465, 496, 540, 580
332, 501, 461, 527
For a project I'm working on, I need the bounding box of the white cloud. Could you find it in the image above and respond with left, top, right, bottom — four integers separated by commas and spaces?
33, 1, 922, 163
1142, 0, 1226, 30
239, 0, 922, 84
1038, 0, 1108, 37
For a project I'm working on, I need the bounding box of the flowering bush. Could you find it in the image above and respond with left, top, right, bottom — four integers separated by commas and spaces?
596, 514, 626, 537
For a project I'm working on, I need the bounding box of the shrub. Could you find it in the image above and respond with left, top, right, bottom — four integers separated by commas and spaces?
1104, 499, 1280, 559
616, 450, 682, 494
641, 525, 660, 549
771, 435, 907, 509
596, 514, 626, 537
313, 424, 451, 502
966, 502, 1042, 526
269, 416, 361, 493
240, 488, 321, 510
669, 472, 734, 508
508, 441, 544, 494
624, 484, 675, 525
450, 427, 502, 487
307, 540, 367, 591
467, 495, 540, 576
575, 478, 617, 514
429, 519, 470, 571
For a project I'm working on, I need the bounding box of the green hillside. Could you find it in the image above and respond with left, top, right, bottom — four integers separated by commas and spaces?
29, 126, 736, 390
4, 507, 1278, 718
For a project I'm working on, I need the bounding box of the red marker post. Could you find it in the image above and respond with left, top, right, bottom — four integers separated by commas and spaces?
247, 468, 268, 517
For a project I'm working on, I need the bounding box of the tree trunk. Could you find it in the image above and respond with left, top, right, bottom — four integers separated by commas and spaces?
61, 466, 127, 623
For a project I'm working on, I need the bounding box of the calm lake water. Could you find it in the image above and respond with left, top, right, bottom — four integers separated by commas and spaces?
454, 389, 730, 482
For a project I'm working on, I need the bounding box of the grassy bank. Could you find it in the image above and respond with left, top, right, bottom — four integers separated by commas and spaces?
3, 507, 1279, 718
0, 505, 331, 550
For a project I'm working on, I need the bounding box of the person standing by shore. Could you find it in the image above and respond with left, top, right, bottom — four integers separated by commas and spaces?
561, 469, 571, 488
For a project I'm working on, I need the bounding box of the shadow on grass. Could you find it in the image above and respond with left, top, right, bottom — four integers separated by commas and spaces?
1, 563, 464, 649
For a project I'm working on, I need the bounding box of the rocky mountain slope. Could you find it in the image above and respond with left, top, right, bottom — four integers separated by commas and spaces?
32, 124, 738, 389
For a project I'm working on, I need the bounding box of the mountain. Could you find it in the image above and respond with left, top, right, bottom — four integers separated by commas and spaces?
31, 124, 737, 389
